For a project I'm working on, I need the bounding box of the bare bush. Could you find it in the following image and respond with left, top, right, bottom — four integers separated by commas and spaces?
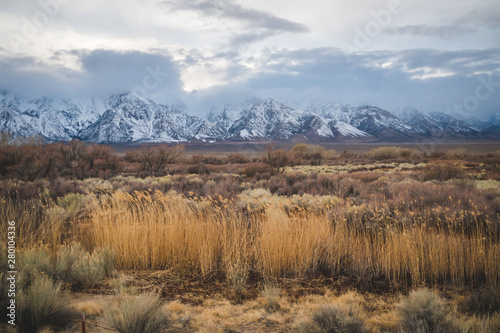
130, 144, 184, 174
263, 143, 291, 175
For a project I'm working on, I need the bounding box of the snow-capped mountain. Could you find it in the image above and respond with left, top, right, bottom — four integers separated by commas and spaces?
390, 106, 481, 138
0, 92, 222, 143
78, 93, 223, 143
211, 98, 370, 141
0, 91, 498, 143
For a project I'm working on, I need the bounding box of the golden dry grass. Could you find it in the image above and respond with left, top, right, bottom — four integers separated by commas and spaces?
87, 190, 500, 290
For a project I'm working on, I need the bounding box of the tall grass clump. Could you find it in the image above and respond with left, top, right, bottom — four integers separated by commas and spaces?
103, 290, 169, 333
0, 195, 64, 249
17, 273, 75, 332
89, 191, 250, 274
88, 190, 500, 289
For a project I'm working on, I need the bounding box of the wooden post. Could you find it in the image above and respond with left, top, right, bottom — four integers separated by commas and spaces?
81, 313, 86, 333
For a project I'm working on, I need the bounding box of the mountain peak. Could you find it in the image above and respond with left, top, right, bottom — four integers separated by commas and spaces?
0, 92, 498, 143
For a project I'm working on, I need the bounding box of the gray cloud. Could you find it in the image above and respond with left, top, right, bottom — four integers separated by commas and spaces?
383, 24, 479, 38
457, 3, 500, 29
0, 49, 184, 102
1, 46, 499, 119
163, 0, 309, 45
188, 47, 500, 118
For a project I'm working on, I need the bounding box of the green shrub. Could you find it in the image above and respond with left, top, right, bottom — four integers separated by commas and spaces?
56, 192, 89, 221
397, 288, 456, 333
104, 291, 169, 333
17, 273, 75, 332
98, 247, 116, 278
18, 247, 53, 273
298, 305, 366, 333
70, 250, 106, 290
55, 243, 114, 290
55, 243, 83, 281
17, 247, 54, 289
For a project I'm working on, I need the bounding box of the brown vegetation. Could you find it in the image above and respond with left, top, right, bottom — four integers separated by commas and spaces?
1, 137, 500, 331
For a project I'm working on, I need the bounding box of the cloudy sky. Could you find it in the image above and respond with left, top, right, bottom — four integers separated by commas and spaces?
0, 0, 499, 118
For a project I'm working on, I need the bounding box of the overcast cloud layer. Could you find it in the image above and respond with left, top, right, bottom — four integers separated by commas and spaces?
0, 0, 499, 118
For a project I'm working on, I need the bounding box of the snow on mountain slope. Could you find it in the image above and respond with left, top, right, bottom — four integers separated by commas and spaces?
331, 120, 370, 137
0, 91, 498, 143
226, 99, 303, 140
391, 106, 481, 138
78, 93, 223, 143
210, 98, 371, 141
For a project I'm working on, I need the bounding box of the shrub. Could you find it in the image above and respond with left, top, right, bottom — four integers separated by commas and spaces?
446, 148, 467, 159
130, 144, 184, 174
17, 247, 54, 289
240, 163, 270, 178
55, 193, 89, 221
17, 273, 75, 332
55, 243, 112, 290
291, 144, 327, 165
298, 305, 366, 333
228, 153, 249, 164
422, 163, 466, 181
462, 288, 500, 316
104, 291, 169, 333
365, 147, 412, 161
70, 250, 106, 290
397, 288, 456, 333
263, 143, 291, 175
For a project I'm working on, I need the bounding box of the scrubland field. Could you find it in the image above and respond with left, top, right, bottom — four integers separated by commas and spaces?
1, 139, 500, 332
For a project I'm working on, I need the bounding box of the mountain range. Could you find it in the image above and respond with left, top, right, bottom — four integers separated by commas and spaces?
1, 91, 499, 143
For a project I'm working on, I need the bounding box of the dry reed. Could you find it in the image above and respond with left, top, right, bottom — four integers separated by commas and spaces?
87, 190, 500, 289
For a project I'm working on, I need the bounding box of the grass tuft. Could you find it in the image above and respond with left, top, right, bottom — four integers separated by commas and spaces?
397, 288, 456, 333
298, 304, 366, 333
103, 290, 169, 333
